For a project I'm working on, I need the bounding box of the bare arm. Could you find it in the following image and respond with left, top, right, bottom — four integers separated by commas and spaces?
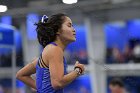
46, 46, 84, 89
16, 58, 38, 89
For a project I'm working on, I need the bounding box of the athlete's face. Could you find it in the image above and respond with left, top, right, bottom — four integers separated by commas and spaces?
58, 16, 76, 43
109, 85, 124, 93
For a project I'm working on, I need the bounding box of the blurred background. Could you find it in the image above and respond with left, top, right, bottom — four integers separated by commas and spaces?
0, 0, 140, 93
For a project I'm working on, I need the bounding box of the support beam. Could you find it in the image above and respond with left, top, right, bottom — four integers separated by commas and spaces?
20, 19, 39, 65
85, 16, 107, 93
105, 64, 140, 76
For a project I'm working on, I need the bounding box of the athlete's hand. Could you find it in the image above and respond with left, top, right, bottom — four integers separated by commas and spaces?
74, 61, 85, 75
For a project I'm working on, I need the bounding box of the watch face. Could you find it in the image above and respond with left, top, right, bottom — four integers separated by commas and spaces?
75, 67, 82, 73
75, 68, 80, 72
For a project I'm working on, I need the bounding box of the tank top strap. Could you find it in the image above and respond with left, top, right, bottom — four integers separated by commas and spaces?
37, 53, 49, 68
49, 42, 57, 46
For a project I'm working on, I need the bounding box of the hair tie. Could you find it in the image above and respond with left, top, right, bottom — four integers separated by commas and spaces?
41, 15, 48, 23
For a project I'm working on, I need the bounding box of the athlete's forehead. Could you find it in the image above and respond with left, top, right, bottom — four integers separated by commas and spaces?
63, 16, 72, 24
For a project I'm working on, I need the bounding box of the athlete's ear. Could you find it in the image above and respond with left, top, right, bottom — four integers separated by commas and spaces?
56, 30, 61, 35
56, 32, 60, 35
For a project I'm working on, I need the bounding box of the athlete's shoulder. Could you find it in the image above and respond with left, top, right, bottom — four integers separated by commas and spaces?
43, 44, 63, 57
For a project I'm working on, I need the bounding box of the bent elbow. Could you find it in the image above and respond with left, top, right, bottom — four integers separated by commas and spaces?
51, 81, 63, 90
16, 72, 22, 80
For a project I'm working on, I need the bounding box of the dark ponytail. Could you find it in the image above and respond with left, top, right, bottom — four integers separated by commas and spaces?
35, 13, 66, 48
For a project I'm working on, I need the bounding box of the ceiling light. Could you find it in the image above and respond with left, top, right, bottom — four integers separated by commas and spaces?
62, 0, 78, 4
0, 5, 8, 12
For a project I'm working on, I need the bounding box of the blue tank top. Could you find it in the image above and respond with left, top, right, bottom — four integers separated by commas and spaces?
36, 42, 68, 93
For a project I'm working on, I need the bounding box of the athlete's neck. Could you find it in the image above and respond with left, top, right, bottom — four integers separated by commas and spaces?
54, 40, 68, 51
